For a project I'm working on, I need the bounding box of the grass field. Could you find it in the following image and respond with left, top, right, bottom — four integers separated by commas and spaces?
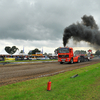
0, 63, 100, 100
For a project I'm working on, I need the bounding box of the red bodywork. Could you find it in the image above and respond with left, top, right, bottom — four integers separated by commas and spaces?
58, 47, 93, 64
58, 47, 79, 63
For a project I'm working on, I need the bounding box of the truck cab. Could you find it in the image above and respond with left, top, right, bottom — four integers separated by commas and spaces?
58, 47, 75, 64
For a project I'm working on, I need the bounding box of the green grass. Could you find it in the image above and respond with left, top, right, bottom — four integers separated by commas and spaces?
0, 63, 100, 100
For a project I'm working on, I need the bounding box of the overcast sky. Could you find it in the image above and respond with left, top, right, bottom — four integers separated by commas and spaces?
0, 0, 100, 54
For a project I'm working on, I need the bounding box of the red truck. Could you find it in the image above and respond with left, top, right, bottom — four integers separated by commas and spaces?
58, 47, 93, 64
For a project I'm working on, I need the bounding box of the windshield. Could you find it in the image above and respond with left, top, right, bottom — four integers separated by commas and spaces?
74, 50, 86, 55
58, 48, 69, 53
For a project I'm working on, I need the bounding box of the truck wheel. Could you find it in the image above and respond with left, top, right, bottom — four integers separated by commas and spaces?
85, 58, 88, 62
80, 56, 85, 62
77, 58, 80, 63
70, 59, 73, 64
60, 62, 63, 64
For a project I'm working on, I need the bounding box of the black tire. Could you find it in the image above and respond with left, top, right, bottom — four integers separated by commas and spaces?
60, 62, 63, 64
80, 56, 85, 62
77, 58, 80, 63
70, 58, 73, 64
85, 58, 88, 62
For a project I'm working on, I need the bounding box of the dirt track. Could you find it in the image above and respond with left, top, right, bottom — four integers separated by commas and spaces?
0, 58, 100, 86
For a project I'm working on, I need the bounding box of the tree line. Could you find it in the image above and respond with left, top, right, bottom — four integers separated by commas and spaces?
5, 46, 43, 55
4, 46, 100, 55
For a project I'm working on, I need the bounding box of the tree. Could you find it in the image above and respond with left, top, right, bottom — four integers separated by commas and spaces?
44, 52, 47, 55
5, 46, 18, 54
54, 48, 59, 54
28, 48, 41, 55
95, 50, 100, 55
20, 50, 24, 53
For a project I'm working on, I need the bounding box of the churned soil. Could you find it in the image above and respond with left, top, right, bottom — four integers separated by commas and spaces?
0, 58, 100, 86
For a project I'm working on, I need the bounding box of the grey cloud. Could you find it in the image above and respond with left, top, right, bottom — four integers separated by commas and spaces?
0, 0, 100, 42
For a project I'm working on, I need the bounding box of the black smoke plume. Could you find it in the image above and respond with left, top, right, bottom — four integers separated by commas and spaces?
63, 15, 100, 49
